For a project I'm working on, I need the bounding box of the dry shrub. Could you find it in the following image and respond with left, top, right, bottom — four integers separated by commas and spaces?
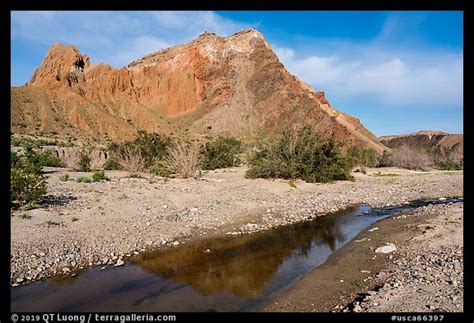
165, 140, 202, 178
390, 144, 433, 171
114, 145, 147, 176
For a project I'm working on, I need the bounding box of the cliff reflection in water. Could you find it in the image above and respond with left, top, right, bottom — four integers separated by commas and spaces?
132, 206, 352, 298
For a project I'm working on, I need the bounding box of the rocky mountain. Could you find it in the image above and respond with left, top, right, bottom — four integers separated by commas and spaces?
11, 28, 386, 153
379, 131, 463, 156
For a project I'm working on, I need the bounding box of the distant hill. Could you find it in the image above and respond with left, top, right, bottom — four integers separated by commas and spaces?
379, 130, 463, 158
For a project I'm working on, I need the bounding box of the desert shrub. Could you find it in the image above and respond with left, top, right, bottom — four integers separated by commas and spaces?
77, 176, 92, 183
76, 146, 92, 172
102, 159, 123, 170
114, 145, 147, 176
390, 144, 433, 171
163, 140, 202, 178
246, 127, 353, 183
347, 147, 378, 168
59, 174, 70, 181
91, 170, 109, 182
21, 145, 65, 169
431, 146, 462, 170
36, 149, 64, 167
108, 131, 170, 170
11, 155, 47, 207
377, 150, 392, 167
200, 136, 243, 170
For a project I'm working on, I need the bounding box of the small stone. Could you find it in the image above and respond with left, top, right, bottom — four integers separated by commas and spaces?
163, 205, 168, 209
12, 283, 20, 287
190, 207, 198, 212
368, 227, 379, 232
172, 241, 180, 246
375, 243, 397, 254
361, 270, 371, 274
204, 249, 211, 254
16, 277, 24, 283
114, 259, 125, 267
39, 252, 46, 257
340, 279, 344, 283
62, 267, 71, 273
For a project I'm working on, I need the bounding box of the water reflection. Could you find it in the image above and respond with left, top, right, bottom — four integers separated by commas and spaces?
132, 206, 351, 298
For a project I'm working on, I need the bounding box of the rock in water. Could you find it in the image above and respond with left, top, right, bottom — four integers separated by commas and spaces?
114, 259, 125, 267
375, 243, 397, 254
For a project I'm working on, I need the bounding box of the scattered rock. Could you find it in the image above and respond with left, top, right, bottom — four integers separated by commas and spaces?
375, 243, 397, 254
114, 259, 125, 267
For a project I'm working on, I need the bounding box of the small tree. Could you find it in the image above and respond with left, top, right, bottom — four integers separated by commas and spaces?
200, 136, 243, 170
11, 156, 47, 207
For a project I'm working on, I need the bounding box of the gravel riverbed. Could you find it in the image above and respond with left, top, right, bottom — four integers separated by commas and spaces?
11, 166, 462, 286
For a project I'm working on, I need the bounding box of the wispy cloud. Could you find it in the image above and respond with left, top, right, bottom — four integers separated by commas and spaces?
275, 36, 463, 108
11, 11, 253, 68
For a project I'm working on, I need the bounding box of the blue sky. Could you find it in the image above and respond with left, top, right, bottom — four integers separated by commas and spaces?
11, 11, 463, 136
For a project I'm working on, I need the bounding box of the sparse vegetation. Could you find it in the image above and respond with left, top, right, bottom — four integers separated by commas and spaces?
77, 176, 92, 183
288, 179, 297, 189
59, 174, 70, 181
390, 144, 433, 171
431, 146, 462, 170
18, 213, 32, 220
164, 140, 202, 178
71, 217, 79, 222
11, 152, 47, 207
373, 172, 399, 177
22, 202, 37, 211
91, 170, 109, 182
348, 147, 378, 168
199, 136, 243, 170
108, 131, 170, 171
45, 220, 60, 227
377, 150, 392, 167
117, 193, 129, 200
102, 159, 122, 170
76, 145, 92, 172
354, 276, 364, 287
246, 127, 353, 183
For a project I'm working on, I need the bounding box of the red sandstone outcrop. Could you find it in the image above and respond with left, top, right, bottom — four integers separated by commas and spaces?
12, 28, 386, 152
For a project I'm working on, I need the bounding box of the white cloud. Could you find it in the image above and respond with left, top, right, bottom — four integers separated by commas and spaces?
275, 44, 463, 108
151, 11, 248, 37
11, 11, 253, 69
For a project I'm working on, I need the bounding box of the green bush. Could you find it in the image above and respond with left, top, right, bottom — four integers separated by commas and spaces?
91, 170, 109, 182
21, 145, 64, 170
377, 150, 392, 167
431, 146, 462, 170
199, 136, 243, 170
108, 131, 170, 170
59, 174, 70, 181
77, 146, 92, 172
77, 176, 92, 183
246, 127, 353, 183
102, 159, 123, 170
11, 157, 47, 207
347, 147, 378, 168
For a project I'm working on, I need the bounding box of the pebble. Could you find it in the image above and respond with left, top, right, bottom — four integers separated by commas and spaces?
114, 259, 125, 267
375, 243, 397, 254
